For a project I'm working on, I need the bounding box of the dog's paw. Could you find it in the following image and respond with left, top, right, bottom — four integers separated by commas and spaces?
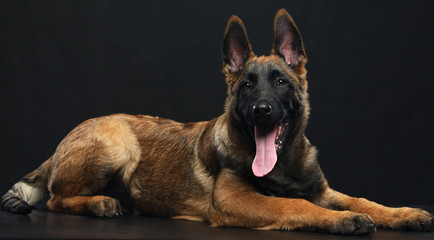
90, 196, 123, 218
385, 207, 434, 231
326, 211, 377, 235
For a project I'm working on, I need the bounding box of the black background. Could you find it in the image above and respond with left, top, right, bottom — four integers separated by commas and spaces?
0, 0, 433, 206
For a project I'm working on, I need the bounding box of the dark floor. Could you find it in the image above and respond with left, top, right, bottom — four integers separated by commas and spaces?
0, 206, 433, 240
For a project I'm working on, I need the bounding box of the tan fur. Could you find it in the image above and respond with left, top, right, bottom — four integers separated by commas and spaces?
48, 115, 140, 196
47, 195, 121, 217
2, 8, 432, 235
93, 115, 142, 183
191, 145, 214, 196
208, 169, 374, 234
314, 188, 434, 231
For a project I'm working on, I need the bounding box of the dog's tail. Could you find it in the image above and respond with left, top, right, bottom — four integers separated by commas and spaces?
1, 157, 52, 214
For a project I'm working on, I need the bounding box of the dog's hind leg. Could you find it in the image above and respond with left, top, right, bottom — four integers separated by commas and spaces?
47, 195, 123, 217
46, 142, 124, 217
45, 115, 141, 217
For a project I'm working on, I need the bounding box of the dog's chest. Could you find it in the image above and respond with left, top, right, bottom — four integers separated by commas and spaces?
250, 167, 326, 200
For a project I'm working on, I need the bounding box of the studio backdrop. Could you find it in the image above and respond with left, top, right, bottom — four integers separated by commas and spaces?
0, 0, 433, 205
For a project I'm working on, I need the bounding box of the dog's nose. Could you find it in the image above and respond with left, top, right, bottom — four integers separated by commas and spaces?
253, 100, 272, 117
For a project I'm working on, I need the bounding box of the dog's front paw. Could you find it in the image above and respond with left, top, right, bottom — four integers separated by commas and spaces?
325, 211, 377, 235
384, 207, 434, 231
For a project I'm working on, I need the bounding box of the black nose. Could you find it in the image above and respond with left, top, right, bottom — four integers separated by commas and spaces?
253, 100, 272, 117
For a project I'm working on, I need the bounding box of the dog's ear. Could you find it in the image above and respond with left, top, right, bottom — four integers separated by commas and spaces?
272, 9, 307, 76
222, 15, 254, 75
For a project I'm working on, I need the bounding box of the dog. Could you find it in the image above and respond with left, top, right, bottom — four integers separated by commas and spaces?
1, 9, 433, 235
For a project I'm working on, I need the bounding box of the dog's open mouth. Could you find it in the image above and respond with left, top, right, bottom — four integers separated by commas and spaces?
252, 119, 289, 177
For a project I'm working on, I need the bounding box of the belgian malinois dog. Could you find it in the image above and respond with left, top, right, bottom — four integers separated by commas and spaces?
2, 9, 433, 235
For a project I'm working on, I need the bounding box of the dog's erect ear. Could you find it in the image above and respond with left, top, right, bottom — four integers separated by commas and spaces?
272, 9, 307, 75
223, 16, 254, 74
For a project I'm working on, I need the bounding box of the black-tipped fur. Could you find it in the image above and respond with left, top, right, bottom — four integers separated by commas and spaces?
1, 8, 433, 235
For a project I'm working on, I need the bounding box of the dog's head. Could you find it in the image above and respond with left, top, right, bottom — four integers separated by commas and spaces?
223, 9, 309, 177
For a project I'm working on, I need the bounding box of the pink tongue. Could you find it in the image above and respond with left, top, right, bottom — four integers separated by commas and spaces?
252, 125, 278, 177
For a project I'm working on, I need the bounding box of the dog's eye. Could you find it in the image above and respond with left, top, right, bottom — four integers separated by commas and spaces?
242, 81, 252, 89
276, 79, 288, 86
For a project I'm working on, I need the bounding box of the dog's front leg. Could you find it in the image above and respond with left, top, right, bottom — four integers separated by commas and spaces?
314, 188, 434, 231
209, 169, 376, 235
